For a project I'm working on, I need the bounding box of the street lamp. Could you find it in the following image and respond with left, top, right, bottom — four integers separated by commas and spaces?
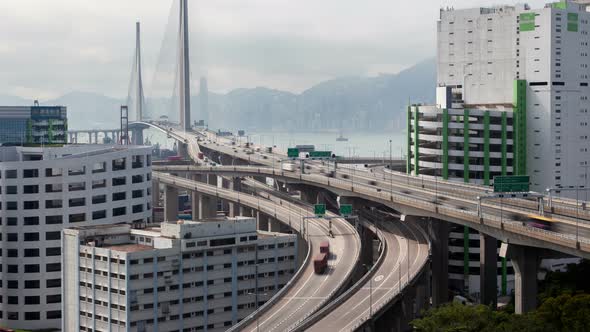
389, 140, 393, 197
363, 263, 373, 326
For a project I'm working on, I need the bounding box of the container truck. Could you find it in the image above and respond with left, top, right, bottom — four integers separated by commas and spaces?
319, 241, 330, 255
313, 253, 328, 274
197, 152, 204, 160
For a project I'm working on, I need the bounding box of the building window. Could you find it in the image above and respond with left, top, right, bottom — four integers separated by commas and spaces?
92, 210, 107, 220
46, 294, 61, 304
25, 280, 40, 289
23, 169, 39, 178
46, 231, 61, 240
24, 216, 39, 226
24, 233, 39, 241
112, 158, 126, 171
113, 207, 126, 216
24, 249, 40, 257
46, 215, 63, 225
24, 201, 39, 210
25, 312, 40, 320
69, 213, 86, 223
46, 311, 61, 319
46, 263, 61, 272
46, 247, 60, 256
25, 296, 40, 305
92, 194, 107, 204
112, 177, 126, 186
112, 192, 126, 201
46, 279, 61, 288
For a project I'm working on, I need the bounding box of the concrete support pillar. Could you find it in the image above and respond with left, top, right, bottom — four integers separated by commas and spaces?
74, 132, 79, 143
479, 233, 498, 307
132, 129, 144, 146
164, 185, 179, 221
269, 218, 281, 233
507, 245, 539, 314
178, 143, 189, 158
94, 132, 98, 144
257, 212, 269, 231
198, 195, 217, 219
428, 217, 449, 306
228, 177, 242, 218
152, 179, 160, 208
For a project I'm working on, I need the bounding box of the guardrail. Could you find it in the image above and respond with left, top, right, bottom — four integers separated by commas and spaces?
293, 220, 387, 331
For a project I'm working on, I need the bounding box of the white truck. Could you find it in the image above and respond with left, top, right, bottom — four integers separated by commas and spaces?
282, 163, 296, 172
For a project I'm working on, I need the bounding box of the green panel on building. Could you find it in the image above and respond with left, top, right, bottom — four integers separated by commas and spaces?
501, 113, 508, 176
513, 80, 527, 175
463, 109, 470, 183
552, 0, 567, 9
407, 106, 412, 174
567, 22, 578, 32
519, 13, 535, 31
442, 109, 449, 180
414, 107, 420, 175
483, 111, 490, 186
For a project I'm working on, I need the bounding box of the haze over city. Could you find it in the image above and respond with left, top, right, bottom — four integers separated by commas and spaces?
2, 0, 532, 99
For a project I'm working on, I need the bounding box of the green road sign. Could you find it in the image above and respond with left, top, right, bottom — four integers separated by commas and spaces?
339, 204, 352, 216
314, 204, 326, 217
287, 148, 299, 158
309, 151, 332, 158
493, 175, 530, 193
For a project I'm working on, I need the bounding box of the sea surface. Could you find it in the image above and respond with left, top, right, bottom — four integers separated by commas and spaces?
143, 128, 407, 158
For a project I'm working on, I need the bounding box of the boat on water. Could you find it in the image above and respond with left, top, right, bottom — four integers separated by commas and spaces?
336, 133, 348, 142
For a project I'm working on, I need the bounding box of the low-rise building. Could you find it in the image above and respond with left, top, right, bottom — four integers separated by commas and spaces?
62, 217, 297, 332
0, 104, 67, 145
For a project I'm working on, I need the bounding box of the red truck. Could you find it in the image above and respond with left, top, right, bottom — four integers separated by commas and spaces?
313, 253, 328, 274
319, 241, 330, 255
197, 152, 204, 160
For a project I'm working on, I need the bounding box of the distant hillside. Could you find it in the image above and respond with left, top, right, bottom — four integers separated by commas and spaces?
1, 58, 436, 132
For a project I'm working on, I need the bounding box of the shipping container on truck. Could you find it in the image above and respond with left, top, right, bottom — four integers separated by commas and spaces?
313, 253, 328, 274
319, 241, 330, 256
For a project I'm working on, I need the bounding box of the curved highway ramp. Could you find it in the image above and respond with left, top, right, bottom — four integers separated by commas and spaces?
153, 172, 361, 331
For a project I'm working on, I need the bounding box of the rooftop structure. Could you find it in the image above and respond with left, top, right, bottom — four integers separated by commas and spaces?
62, 217, 297, 332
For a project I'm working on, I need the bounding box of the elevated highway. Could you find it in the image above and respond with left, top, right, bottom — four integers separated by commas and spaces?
153, 165, 590, 260
152, 172, 361, 331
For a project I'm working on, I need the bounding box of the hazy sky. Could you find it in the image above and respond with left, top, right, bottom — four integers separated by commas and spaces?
0, 0, 543, 99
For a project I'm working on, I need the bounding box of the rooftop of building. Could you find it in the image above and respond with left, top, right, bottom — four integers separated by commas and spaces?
0, 144, 149, 163
101, 243, 154, 253
440, 0, 589, 13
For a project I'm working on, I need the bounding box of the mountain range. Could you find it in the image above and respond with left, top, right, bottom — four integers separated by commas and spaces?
0, 58, 436, 132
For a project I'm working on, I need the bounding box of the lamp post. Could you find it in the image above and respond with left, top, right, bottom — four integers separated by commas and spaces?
363, 264, 373, 327
389, 139, 393, 197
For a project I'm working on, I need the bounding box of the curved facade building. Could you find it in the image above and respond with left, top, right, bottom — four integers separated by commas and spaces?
0, 145, 152, 330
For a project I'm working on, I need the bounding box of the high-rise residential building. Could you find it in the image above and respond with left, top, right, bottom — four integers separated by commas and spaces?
0, 105, 68, 145
62, 217, 297, 332
0, 145, 152, 330
407, 0, 590, 300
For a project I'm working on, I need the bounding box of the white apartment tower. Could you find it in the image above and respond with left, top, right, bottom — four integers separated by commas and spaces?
0, 145, 152, 330
62, 217, 297, 332
434, 0, 590, 192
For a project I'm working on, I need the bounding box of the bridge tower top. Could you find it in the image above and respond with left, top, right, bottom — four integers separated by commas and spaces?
179, 0, 191, 131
